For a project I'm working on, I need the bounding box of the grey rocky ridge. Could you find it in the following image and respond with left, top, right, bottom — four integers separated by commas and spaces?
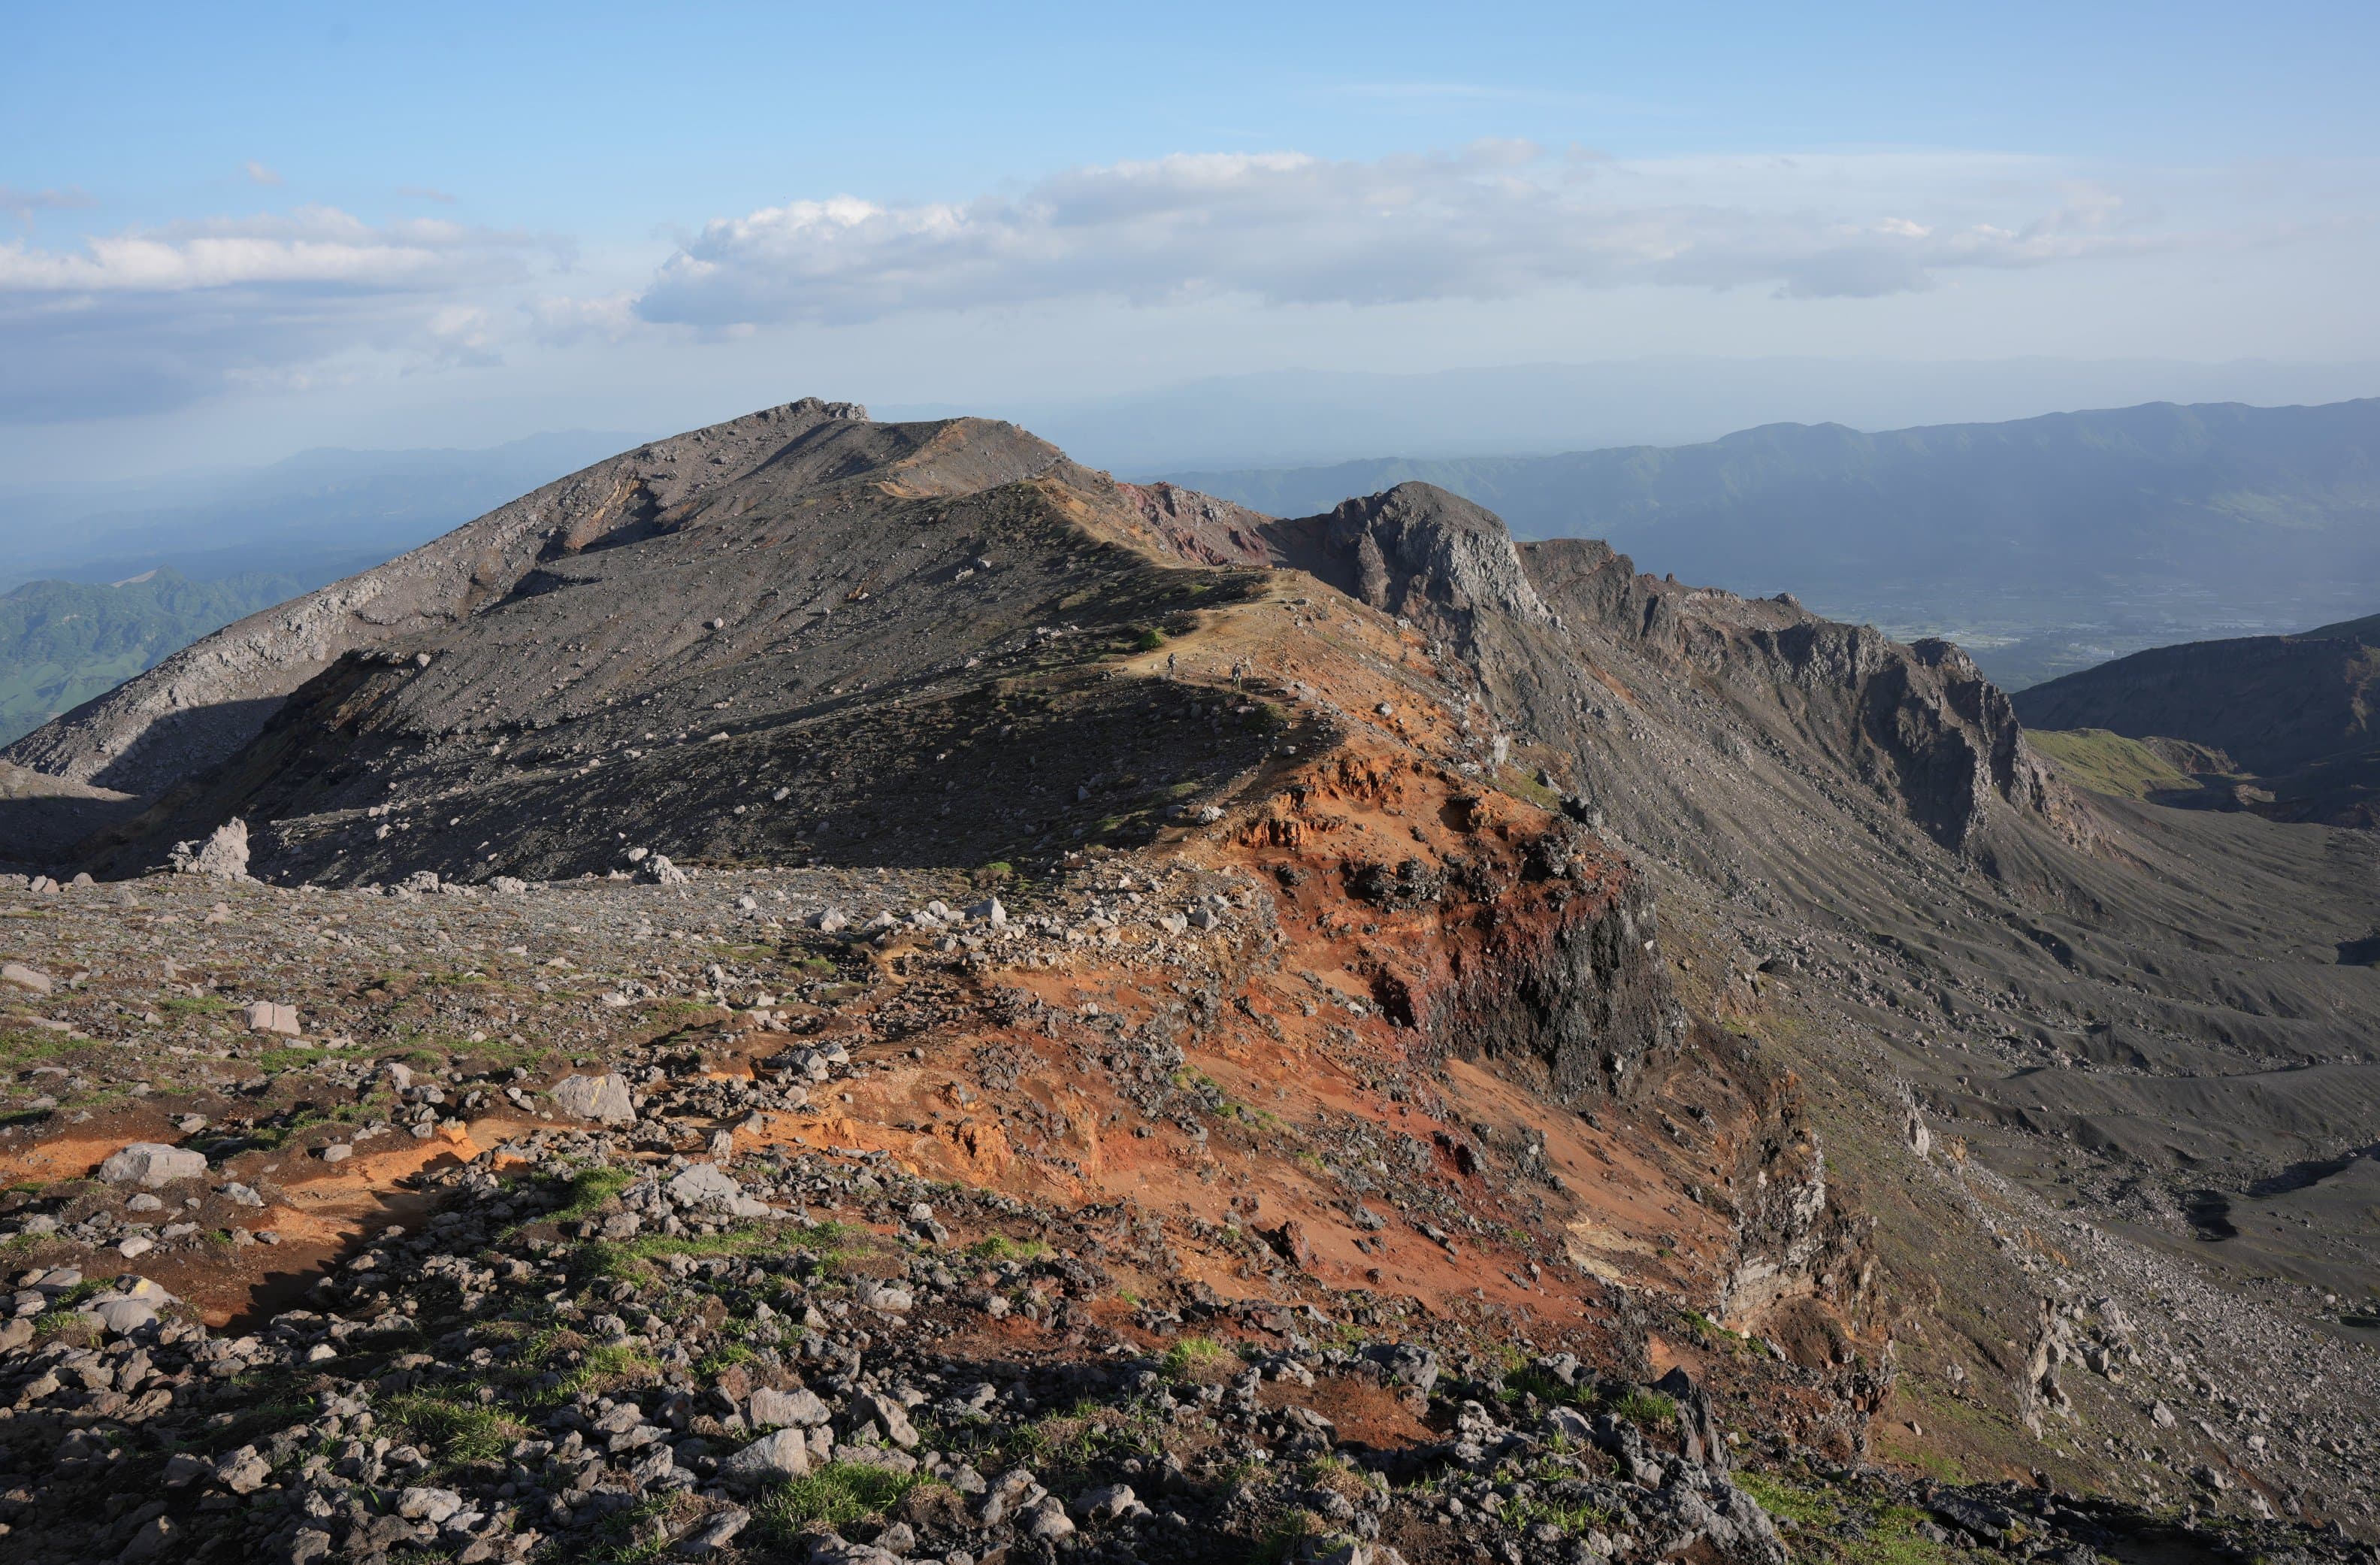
0, 401, 2372, 1565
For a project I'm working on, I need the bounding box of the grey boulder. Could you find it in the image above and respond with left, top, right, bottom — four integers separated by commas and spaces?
551, 1073, 636, 1124
719, 1428, 811, 1485
98, 1142, 206, 1187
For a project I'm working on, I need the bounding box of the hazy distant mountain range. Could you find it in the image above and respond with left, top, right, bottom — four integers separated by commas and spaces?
1167, 397, 2380, 686
893, 356, 2380, 473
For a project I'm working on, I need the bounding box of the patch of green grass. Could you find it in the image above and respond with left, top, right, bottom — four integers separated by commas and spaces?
254, 1043, 373, 1074
1496, 1492, 1616, 1536
1131, 627, 1168, 652
1604, 1388, 1677, 1430
750, 1464, 937, 1542
1735, 1470, 1838, 1529
694, 1341, 755, 1379
1684, 1310, 1755, 1354
1734, 1473, 1961, 1565
1009, 1400, 1165, 1477
1254, 1509, 1338, 1565
550, 1165, 634, 1224
1495, 766, 1565, 813
380, 1391, 531, 1467
1159, 1334, 1243, 1385
535, 1341, 661, 1404
585, 1494, 703, 1564
0, 1029, 86, 1069
588, 1218, 866, 1281
966, 1234, 1048, 1263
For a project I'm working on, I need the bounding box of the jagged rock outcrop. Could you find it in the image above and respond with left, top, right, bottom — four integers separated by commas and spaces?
1515, 536, 2085, 852
1266, 482, 1554, 637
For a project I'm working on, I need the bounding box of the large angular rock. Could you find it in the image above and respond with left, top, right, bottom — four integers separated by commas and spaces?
847, 1389, 918, 1448
242, 1000, 300, 1036
664, 1160, 770, 1218
0, 962, 51, 995
551, 1073, 635, 1124
98, 1142, 206, 1187
168, 818, 250, 878
1364, 1340, 1440, 1394
213, 1444, 271, 1494
748, 1385, 831, 1427
396, 1486, 464, 1523
667, 1162, 741, 1208
81, 1277, 176, 1336
718, 1428, 811, 1485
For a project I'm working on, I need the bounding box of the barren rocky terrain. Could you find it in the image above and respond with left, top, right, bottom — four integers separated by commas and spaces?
0, 401, 2371, 1565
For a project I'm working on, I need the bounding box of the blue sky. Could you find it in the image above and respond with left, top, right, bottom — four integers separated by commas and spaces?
5, 1, 2377, 477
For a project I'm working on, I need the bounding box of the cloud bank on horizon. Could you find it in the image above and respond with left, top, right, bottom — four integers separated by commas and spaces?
2, 2, 2375, 476
0, 208, 555, 420
0, 143, 2306, 425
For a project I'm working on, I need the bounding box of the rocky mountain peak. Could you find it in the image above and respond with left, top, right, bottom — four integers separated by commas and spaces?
1266, 481, 1554, 632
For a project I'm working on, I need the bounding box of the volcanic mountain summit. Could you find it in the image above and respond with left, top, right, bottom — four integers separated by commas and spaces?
4, 398, 2074, 888
1, 401, 2378, 1562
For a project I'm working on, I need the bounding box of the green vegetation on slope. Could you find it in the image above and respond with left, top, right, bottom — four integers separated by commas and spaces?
2025, 728, 2208, 799
0, 568, 304, 744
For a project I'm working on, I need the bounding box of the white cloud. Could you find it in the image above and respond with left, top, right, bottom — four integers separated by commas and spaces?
0, 208, 554, 420
631, 143, 2202, 329
245, 161, 284, 186
0, 207, 526, 293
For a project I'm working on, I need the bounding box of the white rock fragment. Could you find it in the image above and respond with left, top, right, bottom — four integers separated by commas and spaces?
0, 962, 51, 994
397, 1486, 463, 1523
243, 1000, 301, 1037
550, 1073, 636, 1124
98, 1142, 207, 1187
